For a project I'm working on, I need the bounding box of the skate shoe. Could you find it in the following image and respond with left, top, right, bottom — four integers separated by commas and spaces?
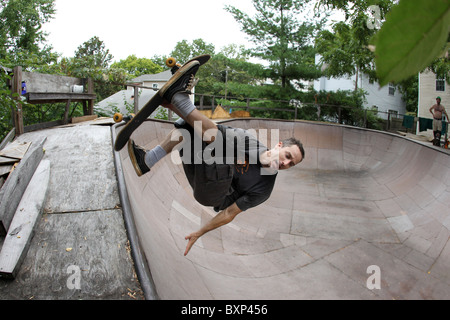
128, 139, 150, 176
159, 60, 200, 102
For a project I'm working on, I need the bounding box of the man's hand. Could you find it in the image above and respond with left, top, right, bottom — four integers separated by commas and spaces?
183, 203, 242, 256
184, 231, 203, 256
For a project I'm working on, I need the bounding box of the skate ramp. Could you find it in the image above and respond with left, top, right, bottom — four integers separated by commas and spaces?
114, 119, 450, 299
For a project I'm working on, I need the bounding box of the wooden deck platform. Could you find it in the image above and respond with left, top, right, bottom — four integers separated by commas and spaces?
0, 122, 143, 299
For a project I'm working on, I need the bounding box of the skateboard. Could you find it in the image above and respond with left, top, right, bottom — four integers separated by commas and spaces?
114, 54, 211, 151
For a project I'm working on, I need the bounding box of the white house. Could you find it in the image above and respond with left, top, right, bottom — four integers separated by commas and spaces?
417, 69, 450, 137
313, 57, 406, 120
130, 70, 173, 91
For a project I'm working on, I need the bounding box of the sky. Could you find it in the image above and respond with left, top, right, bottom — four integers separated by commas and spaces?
43, 0, 258, 62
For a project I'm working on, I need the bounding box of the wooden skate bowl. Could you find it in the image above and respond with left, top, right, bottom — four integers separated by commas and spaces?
113, 119, 450, 299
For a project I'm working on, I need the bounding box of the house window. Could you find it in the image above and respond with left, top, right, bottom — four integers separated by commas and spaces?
388, 83, 395, 96
436, 75, 445, 91
152, 83, 158, 89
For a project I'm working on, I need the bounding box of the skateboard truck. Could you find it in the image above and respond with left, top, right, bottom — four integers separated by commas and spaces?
166, 57, 183, 75
113, 113, 134, 123
165, 57, 199, 92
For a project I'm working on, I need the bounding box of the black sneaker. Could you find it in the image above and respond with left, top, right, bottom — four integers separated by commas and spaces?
128, 139, 150, 176
159, 60, 200, 102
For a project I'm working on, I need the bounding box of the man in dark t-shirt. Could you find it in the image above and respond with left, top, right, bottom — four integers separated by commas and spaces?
212, 126, 278, 213
127, 62, 304, 255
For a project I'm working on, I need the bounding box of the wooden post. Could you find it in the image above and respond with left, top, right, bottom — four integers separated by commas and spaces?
388, 112, 392, 131
199, 95, 204, 110
12, 67, 24, 136
63, 99, 71, 124
134, 86, 139, 114
87, 78, 94, 115
364, 109, 367, 128
82, 101, 88, 115
338, 107, 342, 124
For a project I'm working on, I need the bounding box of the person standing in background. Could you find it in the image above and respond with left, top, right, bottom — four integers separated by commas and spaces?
429, 96, 449, 146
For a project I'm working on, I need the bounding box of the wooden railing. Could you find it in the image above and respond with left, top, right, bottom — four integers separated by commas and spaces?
7, 66, 96, 135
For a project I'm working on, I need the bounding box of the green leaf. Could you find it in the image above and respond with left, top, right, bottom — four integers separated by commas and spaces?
374, 0, 450, 86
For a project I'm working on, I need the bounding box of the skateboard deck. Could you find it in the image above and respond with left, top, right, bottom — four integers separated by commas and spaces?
114, 54, 211, 151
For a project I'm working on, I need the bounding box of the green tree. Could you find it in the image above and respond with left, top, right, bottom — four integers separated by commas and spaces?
169, 39, 215, 64
0, 0, 57, 141
315, 0, 394, 90
225, 0, 322, 88
111, 55, 163, 79
315, 18, 375, 91
319, 0, 449, 87
60, 37, 126, 101
157, 39, 217, 96
74, 36, 113, 69
372, 0, 449, 86
0, 0, 56, 68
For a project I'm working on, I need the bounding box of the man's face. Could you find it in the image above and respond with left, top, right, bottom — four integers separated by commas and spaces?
264, 142, 303, 171
437, 98, 441, 105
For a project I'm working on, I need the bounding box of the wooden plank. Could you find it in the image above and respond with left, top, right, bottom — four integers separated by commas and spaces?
0, 141, 31, 160
0, 138, 46, 236
0, 157, 18, 165
0, 128, 16, 151
12, 67, 24, 135
26, 92, 96, 103
22, 71, 83, 93
0, 160, 50, 279
0, 165, 13, 176
71, 114, 98, 124
24, 120, 65, 133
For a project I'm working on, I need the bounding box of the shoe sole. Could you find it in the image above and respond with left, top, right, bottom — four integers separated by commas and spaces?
158, 60, 200, 98
128, 139, 143, 177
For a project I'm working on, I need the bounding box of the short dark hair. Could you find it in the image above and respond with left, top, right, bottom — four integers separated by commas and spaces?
281, 137, 305, 162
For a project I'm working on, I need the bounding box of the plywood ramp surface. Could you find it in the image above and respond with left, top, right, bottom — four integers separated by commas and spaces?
116, 119, 450, 300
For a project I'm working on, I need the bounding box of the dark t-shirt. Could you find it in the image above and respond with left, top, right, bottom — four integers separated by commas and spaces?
214, 126, 278, 212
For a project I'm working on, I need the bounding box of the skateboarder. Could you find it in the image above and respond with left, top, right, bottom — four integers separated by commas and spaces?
430, 96, 449, 146
128, 61, 304, 255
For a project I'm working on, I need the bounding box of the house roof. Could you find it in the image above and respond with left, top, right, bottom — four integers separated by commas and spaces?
94, 88, 156, 116
131, 70, 172, 83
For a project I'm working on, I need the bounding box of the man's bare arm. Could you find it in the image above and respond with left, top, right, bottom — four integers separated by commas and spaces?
443, 107, 449, 120
184, 202, 242, 256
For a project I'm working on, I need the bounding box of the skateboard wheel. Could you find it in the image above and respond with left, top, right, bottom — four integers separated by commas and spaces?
113, 113, 123, 123
166, 57, 177, 68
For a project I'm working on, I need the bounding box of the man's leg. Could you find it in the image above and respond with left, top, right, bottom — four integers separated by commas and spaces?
128, 60, 207, 176
128, 129, 183, 176
435, 130, 442, 146
169, 93, 218, 143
